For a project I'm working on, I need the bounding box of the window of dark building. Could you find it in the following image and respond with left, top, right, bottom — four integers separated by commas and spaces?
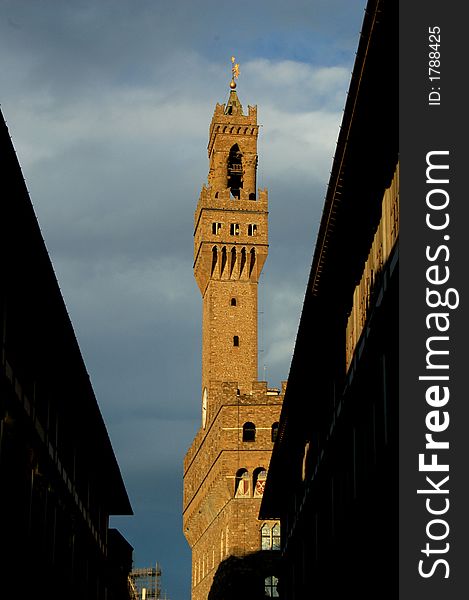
260, 523, 281, 551
272, 523, 281, 550
264, 575, 279, 597
261, 524, 271, 550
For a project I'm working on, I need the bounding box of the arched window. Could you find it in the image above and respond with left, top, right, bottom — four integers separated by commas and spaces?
230, 297, 237, 306
271, 422, 279, 443
235, 469, 250, 497
243, 422, 256, 442
253, 467, 267, 497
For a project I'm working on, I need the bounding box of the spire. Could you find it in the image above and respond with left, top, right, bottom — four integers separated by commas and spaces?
224, 90, 243, 116
225, 57, 243, 116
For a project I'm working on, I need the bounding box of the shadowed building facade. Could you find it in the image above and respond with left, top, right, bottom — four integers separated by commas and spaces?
0, 109, 133, 599
183, 76, 284, 600
260, 1, 398, 598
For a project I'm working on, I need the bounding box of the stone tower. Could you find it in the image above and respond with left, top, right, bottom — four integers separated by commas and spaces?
183, 73, 285, 600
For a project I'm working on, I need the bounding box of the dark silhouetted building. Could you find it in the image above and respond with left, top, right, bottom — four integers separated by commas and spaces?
208, 551, 282, 600
260, 1, 398, 598
0, 108, 133, 599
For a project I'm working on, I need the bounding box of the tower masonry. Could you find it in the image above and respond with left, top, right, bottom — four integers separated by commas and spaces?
193, 89, 268, 397
184, 73, 285, 600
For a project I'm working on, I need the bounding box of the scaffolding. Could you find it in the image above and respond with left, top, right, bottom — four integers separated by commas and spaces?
129, 564, 169, 600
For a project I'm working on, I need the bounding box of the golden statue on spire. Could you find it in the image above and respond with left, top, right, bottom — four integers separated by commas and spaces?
230, 56, 240, 89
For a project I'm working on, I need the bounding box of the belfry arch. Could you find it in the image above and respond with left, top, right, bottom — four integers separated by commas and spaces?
227, 144, 243, 198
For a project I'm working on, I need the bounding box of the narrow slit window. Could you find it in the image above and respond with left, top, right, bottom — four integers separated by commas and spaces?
233, 335, 239, 347
230, 298, 237, 306
271, 422, 279, 443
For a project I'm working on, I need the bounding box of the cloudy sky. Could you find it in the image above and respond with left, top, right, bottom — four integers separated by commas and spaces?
0, 1, 367, 597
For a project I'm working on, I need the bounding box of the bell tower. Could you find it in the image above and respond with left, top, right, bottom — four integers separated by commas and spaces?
184, 61, 284, 600
193, 78, 268, 399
